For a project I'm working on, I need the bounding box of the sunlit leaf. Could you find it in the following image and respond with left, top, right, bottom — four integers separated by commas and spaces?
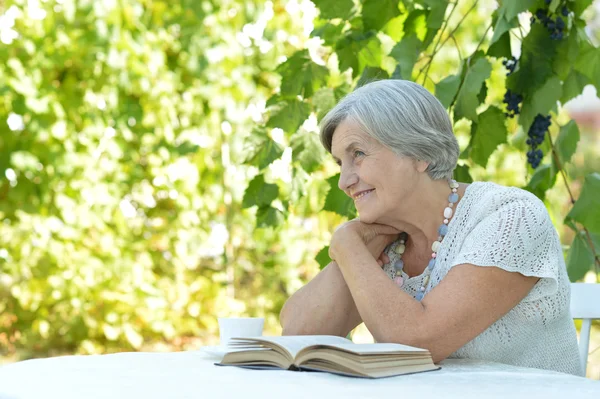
435, 74, 461, 108
574, 40, 600, 93
389, 34, 421, 80
507, 24, 558, 98
362, 0, 401, 32
242, 174, 279, 208
323, 173, 356, 218
311, 0, 354, 20
290, 130, 326, 174
276, 50, 329, 98
242, 128, 285, 170
566, 173, 600, 234
454, 57, 491, 122
470, 106, 507, 168
316, 245, 331, 269
266, 98, 310, 134
566, 232, 594, 282
256, 206, 285, 228
525, 164, 558, 200
519, 76, 562, 132
555, 121, 580, 165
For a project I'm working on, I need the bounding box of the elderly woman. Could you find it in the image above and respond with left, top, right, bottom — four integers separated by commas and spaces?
279, 80, 582, 376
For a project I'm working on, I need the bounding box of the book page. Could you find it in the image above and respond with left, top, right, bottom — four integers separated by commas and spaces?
329, 343, 428, 354
231, 335, 352, 358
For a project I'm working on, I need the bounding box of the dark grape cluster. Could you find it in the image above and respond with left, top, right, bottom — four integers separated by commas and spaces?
526, 114, 551, 169
502, 57, 517, 76
503, 90, 523, 118
531, 2, 570, 41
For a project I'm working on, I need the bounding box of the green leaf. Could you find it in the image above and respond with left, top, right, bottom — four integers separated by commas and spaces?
567, 173, 600, 234
266, 98, 310, 134
555, 120, 580, 165
276, 50, 329, 98
316, 245, 331, 269
311, 20, 345, 46
560, 70, 590, 105
454, 57, 492, 122
290, 166, 309, 203
572, 0, 594, 16
507, 24, 558, 98
403, 10, 428, 42
362, 0, 401, 32
389, 34, 421, 80
290, 130, 326, 173
477, 82, 488, 104
242, 174, 279, 208
356, 67, 389, 88
242, 128, 285, 170
490, 15, 518, 44
335, 31, 382, 77
424, 0, 448, 29
470, 106, 507, 168
256, 206, 285, 228
487, 31, 512, 58
423, 0, 449, 47
499, 0, 536, 21
435, 74, 461, 108
574, 40, 600, 93
553, 30, 579, 80
519, 76, 562, 132
312, 87, 337, 121
322, 173, 356, 218
525, 164, 558, 200
311, 0, 354, 20
566, 232, 595, 282
173, 142, 200, 156
454, 164, 473, 183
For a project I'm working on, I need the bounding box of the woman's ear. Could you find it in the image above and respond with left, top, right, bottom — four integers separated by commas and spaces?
415, 159, 430, 173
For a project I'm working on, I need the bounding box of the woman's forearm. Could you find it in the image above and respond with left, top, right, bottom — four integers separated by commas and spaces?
280, 261, 362, 337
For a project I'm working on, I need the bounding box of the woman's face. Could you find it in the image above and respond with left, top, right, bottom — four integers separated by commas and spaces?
331, 119, 423, 224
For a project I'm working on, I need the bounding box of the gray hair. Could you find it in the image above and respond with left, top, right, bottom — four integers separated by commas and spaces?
319, 80, 459, 180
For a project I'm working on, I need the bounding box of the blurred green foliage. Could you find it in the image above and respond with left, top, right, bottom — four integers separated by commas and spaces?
0, 0, 599, 360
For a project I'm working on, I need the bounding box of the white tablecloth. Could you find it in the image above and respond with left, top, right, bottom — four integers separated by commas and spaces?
0, 350, 598, 399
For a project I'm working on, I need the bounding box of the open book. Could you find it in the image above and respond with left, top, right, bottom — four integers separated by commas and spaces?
217, 335, 440, 378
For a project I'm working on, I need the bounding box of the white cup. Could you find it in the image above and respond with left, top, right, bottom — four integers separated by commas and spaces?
218, 317, 264, 346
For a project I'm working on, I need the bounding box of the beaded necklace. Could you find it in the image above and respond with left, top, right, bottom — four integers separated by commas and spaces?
391, 179, 460, 301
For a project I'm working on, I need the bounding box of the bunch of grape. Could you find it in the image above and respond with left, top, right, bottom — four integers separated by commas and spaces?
503, 90, 523, 118
502, 57, 517, 76
531, 2, 570, 40
526, 114, 551, 169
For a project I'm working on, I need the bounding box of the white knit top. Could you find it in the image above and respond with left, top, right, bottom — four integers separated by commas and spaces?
382, 181, 582, 376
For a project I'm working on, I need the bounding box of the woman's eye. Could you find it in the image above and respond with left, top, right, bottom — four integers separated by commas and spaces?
353, 150, 365, 158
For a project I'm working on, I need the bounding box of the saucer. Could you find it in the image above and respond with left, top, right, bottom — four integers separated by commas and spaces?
199, 345, 233, 358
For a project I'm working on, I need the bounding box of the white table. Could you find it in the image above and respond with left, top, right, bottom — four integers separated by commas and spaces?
0, 350, 598, 399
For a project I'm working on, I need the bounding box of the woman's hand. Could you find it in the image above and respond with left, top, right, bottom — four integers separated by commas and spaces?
329, 219, 401, 266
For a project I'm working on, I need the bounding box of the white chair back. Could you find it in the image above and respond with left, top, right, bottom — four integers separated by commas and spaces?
570, 282, 600, 376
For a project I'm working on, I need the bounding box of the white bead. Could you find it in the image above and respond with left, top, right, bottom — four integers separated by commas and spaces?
395, 244, 406, 254
452, 188, 458, 193
443, 207, 453, 219
432, 241, 441, 252
443, 219, 449, 224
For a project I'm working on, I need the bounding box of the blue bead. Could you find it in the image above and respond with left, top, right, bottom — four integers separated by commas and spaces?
416, 292, 424, 301
393, 259, 404, 271
427, 258, 436, 270
448, 193, 459, 203
438, 224, 448, 236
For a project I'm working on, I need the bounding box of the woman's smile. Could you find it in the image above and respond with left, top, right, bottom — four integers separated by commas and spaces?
353, 189, 375, 202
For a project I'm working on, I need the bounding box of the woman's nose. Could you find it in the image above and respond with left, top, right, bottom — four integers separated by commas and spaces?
338, 167, 358, 193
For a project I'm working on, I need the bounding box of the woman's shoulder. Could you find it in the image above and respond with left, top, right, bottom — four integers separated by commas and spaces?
462, 181, 547, 217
